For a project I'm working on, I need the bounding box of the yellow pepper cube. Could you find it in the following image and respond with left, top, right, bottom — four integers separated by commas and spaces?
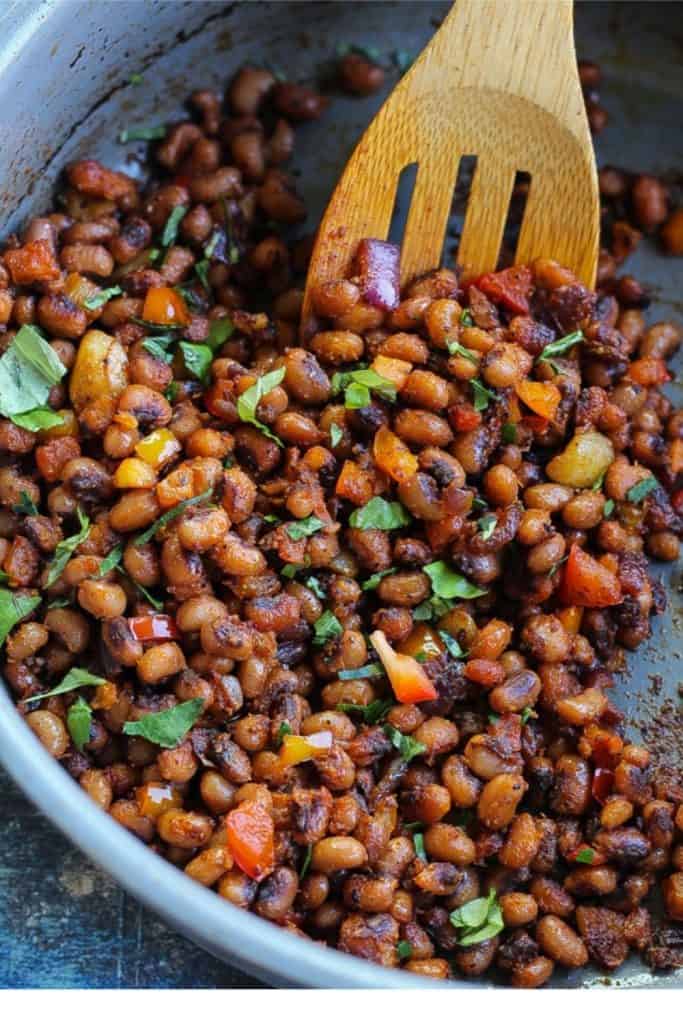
135, 427, 181, 471
113, 457, 157, 489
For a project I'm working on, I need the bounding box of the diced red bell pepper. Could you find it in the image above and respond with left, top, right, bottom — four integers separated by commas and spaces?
672, 488, 683, 514
626, 357, 671, 387
449, 404, 482, 432
5, 239, 61, 285
128, 615, 179, 641
515, 380, 561, 421
370, 629, 437, 704
592, 767, 615, 805
225, 799, 275, 881
558, 543, 623, 608
476, 265, 533, 315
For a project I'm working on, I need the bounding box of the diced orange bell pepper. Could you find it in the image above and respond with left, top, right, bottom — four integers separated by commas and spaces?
370, 629, 437, 704
128, 615, 179, 641
626, 357, 671, 387
142, 285, 190, 326
136, 782, 182, 819
135, 427, 182, 471
279, 730, 333, 767
335, 459, 375, 505
591, 767, 615, 806
370, 355, 412, 391
476, 265, 533, 315
90, 681, 118, 710
557, 605, 583, 635
397, 624, 445, 661
669, 438, 683, 476
558, 543, 622, 608
372, 424, 418, 484
5, 239, 61, 285
225, 799, 275, 881
63, 271, 101, 312
515, 379, 561, 421
449, 404, 482, 432
113, 457, 157, 489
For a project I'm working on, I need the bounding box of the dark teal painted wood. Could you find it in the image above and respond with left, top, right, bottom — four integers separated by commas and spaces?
0, 769, 263, 988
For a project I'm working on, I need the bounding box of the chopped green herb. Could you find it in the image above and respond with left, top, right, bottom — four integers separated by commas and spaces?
488, 712, 500, 725
501, 423, 517, 444
141, 334, 176, 364
263, 514, 281, 525
47, 596, 71, 609
392, 50, 414, 73
134, 487, 212, 546
97, 545, 123, 577
548, 554, 569, 579
206, 317, 234, 351
119, 124, 166, 143
592, 471, 606, 492
179, 341, 213, 385
299, 843, 313, 881
286, 515, 325, 541
160, 204, 188, 247
470, 378, 498, 412
446, 338, 478, 363
0, 324, 66, 426
413, 832, 427, 861
575, 848, 595, 865
129, 72, 144, 86
67, 697, 93, 752
117, 567, 164, 611
413, 652, 428, 663
222, 455, 234, 469
460, 308, 474, 327
304, 576, 326, 600
329, 422, 343, 449
537, 330, 583, 365
9, 408, 64, 432
337, 43, 382, 62
46, 507, 91, 587
336, 698, 392, 724
194, 258, 211, 291
331, 368, 397, 409
396, 940, 413, 960
384, 724, 427, 763
438, 631, 466, 659
626, 476, 658, 503
122, 698, 204, 749
337, 663, 385, 680
478, 513, 497, 541
25, 667, 108, 704
349, 496, 411, 531
236, 366, 286, 446
276, 721, 293, 747
413, 594, 456, 622
424, 560, 488, 600
361, 568, 397, 591
13, 491, 39, 516
0, 589, 42, 647
280, 564, 300, 579
450, 890, 504, 946
312, 609, 343, 647
165, 381, 179, 403
603, 498, 615, 518
174, 284, 203, 312
471, 496, 489, 512
83, 286, 123, 310
520, 706, 537, 725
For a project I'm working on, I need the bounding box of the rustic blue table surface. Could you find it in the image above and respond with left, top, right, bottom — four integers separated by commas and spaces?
0, 768, 263, 988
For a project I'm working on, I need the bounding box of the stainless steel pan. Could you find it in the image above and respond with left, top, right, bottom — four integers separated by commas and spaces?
0, 0, 680, 988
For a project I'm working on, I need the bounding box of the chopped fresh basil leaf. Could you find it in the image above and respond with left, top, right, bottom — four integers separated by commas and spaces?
179, 341, 213, 385
446, 338, 478, 363
67, 697, 93, 752
275, 721, 293, 747
10, 408, 64, 432
47, 596, 71, 609
129, 72, 144, 86
537, 330, 583, 364
0, 324, 66, 424
413, 594, 456, 622
501, 423, 517, 444
413, 832, 427, 861
384, 724, 426, 763
591, 471, 606, 492
575, 848, 595, 864
134, 487, 212, 546
304, 575, 326, 600
194, 258, 211, 291
299, 843, 313, 881
488, 712, 500, 724
83, 286, 123, 310
438, 630, 466, 659
116, 566, 164, 611
97, 546, 123, 577
548, 554, 569, 579
119, 124, 167, 143
337, 663, 385, 680
142, 337, 175, 364
460, 308, 475, 327
470, 378, 498, 412
25, 666, 108, 704
396, 940, 412, 960
46, 507, 91, 587
122, 698, 204, 748
603, 498, 615, 518
280, 564, 300, 579
286, 515, 325, 541
165, 381, 179, 403
349, 496, 411, 531
13, 491, 39, 516
263, 514, 281, 525
336, 698, 392, 724
478, 513, 497, 541
0, 589, 41, 647
626, 476, 658, 503
471, 496, 489, 512
424, 560, 487, 600
206, 317, 234, 352
236, 366, 286, 446
329, 422, 343, 449
361, 568, 397, 591
450, 890, 504, 946
331, 368, 397, 409
520, 706, 537, 725
160, 204, 188, 247
312, 609, 343, 647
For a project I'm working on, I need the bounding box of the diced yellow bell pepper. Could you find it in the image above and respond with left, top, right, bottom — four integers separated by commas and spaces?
279, 731, 333, 767
113, 457, 157, 489
135, 427, 181, 471
63, 271, 100, 311
136, 782, 182, 819
370, 354, 412, 391
398, 624, 445, 661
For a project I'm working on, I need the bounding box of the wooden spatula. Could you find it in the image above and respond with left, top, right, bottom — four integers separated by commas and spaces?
302, 0, 599, 328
